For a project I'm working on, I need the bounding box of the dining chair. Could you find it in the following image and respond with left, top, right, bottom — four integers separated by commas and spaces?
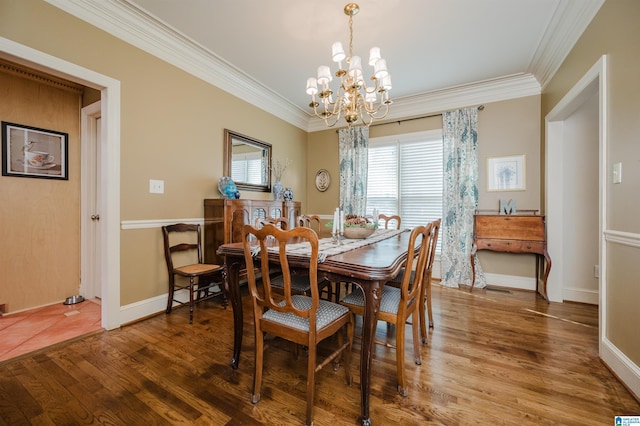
297, 214, 321, 234
255, 216, 313, 296
389, 219, 440, 341
378, 214, 402, 230
297, 214, 340, 303
242, 224, 353, 426
340, 223, 433, 397
255, 216, 289, 230
162, 223, 227, 324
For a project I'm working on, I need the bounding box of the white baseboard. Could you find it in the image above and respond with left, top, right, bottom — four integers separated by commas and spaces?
601, 337, 640, 401
119, 289, 197, 325
563, 287, 599, 304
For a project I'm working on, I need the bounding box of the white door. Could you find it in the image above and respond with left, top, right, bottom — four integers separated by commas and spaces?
81, 101, 101, 299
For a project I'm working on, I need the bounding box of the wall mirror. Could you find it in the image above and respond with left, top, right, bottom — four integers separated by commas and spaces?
224, 129, 271, 192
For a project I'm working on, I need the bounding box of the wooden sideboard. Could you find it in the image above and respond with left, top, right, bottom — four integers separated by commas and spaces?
203, 199, 301, 265
470, 213, 551, 301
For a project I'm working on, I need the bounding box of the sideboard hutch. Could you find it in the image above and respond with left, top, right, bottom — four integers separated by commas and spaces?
470, 213, 551, 301
203, 199, 301, 265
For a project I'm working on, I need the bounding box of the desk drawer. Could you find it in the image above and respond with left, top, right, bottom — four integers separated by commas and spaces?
476, 239, 544, 254
520, 241, 544, 253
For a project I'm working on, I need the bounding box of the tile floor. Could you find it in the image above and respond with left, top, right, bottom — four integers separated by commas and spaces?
0, 298, 102, 363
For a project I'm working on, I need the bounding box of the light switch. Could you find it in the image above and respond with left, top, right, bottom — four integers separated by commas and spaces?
612, 162, 622, 184
149, 179, 164, 194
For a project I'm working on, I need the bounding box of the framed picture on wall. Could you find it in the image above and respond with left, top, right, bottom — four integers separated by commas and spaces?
1, 121, 68, 180
487, 154, 525, 191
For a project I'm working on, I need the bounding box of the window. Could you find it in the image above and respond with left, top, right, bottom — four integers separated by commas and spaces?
367, 130, 443, 248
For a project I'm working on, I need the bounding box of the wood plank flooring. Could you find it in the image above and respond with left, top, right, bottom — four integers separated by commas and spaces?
0, 284, 638, 425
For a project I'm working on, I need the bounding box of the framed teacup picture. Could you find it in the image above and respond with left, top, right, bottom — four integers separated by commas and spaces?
2, 122, 68, 180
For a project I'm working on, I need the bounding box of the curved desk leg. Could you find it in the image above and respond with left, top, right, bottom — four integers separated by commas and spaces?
538, 250, 552, 302
226, 259, 243, 369
357, 280, 382, 426
470, 244, 478, 292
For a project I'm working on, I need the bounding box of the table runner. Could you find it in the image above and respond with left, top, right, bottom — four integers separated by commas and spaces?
255, 228, 407, 262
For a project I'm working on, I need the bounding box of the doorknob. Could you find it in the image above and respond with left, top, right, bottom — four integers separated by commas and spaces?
91, 214, 100, 221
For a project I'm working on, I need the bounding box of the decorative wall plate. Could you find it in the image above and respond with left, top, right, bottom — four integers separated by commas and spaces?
315, 169, 330, 192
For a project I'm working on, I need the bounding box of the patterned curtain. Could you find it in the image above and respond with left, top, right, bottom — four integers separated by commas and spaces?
441, 108, 486, 288
338, 126, 369, 215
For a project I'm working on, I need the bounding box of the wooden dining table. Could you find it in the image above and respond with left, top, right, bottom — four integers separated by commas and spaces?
217, 229, 415, 426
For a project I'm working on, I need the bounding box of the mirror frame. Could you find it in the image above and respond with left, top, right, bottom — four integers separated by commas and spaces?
224, 129, 272, 192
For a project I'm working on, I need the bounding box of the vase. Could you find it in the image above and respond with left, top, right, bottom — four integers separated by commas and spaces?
273, 181, 284, 200
283, 187, 294, 201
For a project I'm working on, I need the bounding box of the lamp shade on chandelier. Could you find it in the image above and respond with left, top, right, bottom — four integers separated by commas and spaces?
306, 3, 392, 127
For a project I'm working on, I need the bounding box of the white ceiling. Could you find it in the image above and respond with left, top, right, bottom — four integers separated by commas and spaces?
49, 0, 604, 131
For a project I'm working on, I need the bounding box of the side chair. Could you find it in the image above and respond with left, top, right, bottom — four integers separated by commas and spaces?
340, 223, 433, 397
243, 224, 353, 426
162, 223, 227, 324
389, 219, 440, 341
297, 214, 322, 234
378, 213, 402, 230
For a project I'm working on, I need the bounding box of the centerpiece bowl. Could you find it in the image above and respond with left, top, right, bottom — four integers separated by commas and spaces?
343, 226, 376, 239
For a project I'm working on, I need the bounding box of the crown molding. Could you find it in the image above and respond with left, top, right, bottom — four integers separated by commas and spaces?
529, 0, 605, 90
46, 0, 597, 133
45, 0, 310, 130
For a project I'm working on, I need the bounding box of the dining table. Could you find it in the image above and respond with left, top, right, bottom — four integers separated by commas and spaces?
217, 228, 415, 426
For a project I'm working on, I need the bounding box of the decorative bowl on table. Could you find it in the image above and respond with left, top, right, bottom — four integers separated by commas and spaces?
343, 225, 376, 239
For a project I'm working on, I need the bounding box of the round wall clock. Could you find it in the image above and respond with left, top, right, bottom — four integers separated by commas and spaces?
315, 169, 330, 192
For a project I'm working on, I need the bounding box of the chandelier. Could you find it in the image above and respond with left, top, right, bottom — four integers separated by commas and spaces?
305, 3, 392, 128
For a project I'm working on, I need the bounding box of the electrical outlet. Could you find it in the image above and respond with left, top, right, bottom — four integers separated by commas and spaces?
149, 179, 164, 194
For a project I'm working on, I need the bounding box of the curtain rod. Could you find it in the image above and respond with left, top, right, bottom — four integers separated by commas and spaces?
335, 105, 484, 132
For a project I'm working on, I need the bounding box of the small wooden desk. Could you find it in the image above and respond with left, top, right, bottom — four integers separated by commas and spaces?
470, 214, 551, 301
218, 231, 414, 426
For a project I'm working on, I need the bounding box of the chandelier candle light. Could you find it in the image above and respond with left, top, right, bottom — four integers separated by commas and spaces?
306, 3, 392, 127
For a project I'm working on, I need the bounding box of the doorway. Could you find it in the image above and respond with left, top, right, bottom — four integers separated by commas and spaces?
545, 55, 607, 322
0, 36, 121, 330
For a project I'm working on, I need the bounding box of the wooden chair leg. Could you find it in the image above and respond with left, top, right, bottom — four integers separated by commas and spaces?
412, 310, 422, 366
166, 277, 175, 314
427, 282, 434, 328
189, 276, 195, 324
395, 319, 407, 397
252, 321, 264, 404
419, 292, 428, 344
306, 340, 317, 426
344, 321, 353, 386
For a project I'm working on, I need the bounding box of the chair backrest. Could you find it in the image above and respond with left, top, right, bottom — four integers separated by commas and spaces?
161, 223, 204, 274
379, 214, 401, 230
255, 216, 289, 230
297, 214, 321, 234
425, 219, 441, 278
398, 223, 433, 304
242, 224, 320, 323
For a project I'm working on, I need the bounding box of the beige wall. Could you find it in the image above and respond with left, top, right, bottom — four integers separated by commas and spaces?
0, 64, 81, 312
0, 0, 307, 308
541, 0, 640, 366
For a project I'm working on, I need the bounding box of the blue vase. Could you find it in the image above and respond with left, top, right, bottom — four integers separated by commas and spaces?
283, 187, 294, 201
273, 181, 284, 200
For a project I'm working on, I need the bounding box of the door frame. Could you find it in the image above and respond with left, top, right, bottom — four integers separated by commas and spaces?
545, 55, 607, 326
0, 37, 122, 330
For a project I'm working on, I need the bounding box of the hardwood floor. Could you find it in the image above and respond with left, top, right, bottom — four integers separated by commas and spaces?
0, 284, 638, 425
